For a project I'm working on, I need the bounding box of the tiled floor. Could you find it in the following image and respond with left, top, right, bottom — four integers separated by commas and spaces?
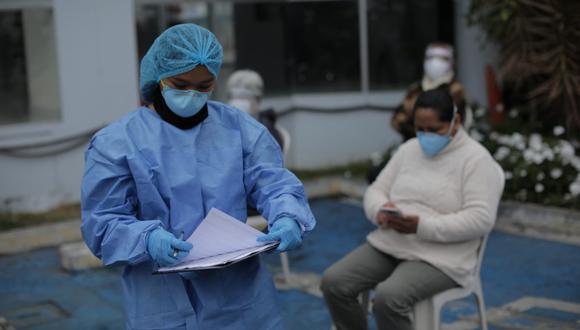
1, 198, 579, 329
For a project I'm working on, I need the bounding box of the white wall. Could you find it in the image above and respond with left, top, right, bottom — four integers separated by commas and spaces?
22, 8, 61, 122
1, 144, 86, 212
263, 91, 404, 169
0, 0, 494, 211
0, 0, 138, 212
54, 0, 139, 128
278, 109, 400, 169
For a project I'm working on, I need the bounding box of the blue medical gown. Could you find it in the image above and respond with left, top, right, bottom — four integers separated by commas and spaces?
81, 101, 316, 329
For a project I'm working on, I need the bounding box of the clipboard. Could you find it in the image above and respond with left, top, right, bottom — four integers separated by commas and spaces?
154, 242, 278, 273
154, 208, 279, 274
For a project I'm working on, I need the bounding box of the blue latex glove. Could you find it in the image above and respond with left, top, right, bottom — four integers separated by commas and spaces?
147, 228, 193, 267
257, 217, 302, 253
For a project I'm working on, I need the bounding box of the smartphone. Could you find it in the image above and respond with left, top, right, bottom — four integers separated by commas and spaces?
379, 207, 402, 218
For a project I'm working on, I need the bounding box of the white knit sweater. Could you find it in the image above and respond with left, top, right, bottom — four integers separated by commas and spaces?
364, 128, 503, 287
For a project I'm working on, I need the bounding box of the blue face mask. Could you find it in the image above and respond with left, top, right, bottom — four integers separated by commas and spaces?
416, 113, 456, 158
161, 83, 211, 118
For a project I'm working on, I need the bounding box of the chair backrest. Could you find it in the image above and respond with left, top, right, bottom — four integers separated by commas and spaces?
276, 125, 291, 162
474, 162, 505, 277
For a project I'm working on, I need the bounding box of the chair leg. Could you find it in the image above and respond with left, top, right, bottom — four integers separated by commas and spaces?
432, 301, 440, 330
413, 299, 437, 330
360, 291, 370, 315
475, 292, 488, 330
280, 252, 291, 283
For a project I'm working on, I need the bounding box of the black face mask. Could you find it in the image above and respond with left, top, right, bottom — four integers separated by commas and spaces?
152, 87, 208, 130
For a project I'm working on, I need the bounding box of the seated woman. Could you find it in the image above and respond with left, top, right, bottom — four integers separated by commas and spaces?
320, 89, 503, 330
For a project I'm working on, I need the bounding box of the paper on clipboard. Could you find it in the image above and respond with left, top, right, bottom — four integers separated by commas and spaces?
155, 208, 278, 273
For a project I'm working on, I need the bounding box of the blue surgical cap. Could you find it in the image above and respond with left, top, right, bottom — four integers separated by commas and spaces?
140, 23, 224, 103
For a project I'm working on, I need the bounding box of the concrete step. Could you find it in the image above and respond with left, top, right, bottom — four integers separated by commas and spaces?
0, 219, 80, 255
496, 201, 580, 246
59, 241, 102, 271
1, 177, 579, 256
0, 317, 16, 330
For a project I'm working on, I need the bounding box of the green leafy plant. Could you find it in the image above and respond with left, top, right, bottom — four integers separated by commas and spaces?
468, 0, 580, 131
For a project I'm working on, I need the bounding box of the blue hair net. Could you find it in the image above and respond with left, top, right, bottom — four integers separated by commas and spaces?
140, 23, 224, 103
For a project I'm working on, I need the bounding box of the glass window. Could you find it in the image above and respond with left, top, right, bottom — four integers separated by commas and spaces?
368, 0, 455, 90
233, 1, 360, 94
136, 3, 210, 60
136, 3, 227, 98
231, 3, 289, 94
0, 8, 61, 126
134, 0, 455, 96
288, 1, 360, 93
135, 0, 360, 98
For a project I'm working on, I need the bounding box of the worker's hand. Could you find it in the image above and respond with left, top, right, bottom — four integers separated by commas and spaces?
257, 217, 302, 253
388, 214, 419, 234
146, 228, 192, 267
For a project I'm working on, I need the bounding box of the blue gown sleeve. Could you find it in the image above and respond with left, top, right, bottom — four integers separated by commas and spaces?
242, 125, 316, 233
81, 135, 162, 266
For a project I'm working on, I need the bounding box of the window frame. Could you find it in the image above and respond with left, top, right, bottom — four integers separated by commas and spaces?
0, 0, 66, 144
133, 0, 388, 108
0, 0, 139, 150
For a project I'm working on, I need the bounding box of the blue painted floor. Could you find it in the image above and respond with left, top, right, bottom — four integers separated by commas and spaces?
1, 198, 580, 329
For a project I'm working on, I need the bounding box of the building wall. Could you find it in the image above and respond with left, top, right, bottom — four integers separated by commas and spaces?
279, 109, 400, 169
22, 8, 61, 122
454, 0, 499, 108
1, 143, 85, 212
0, 0, 497, 212
263, 91, 404, 169
0, 0, 138, 212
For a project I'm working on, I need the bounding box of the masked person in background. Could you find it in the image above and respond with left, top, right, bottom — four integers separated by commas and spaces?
227, 70, 291, 219
367, 43, 472, 184
227, 69, 285, 150
321, 89, 503, 330
81, 23, 316, 330
391, 42, 471, 142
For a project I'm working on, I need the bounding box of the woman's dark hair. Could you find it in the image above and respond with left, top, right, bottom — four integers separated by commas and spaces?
413, 89, 456, 122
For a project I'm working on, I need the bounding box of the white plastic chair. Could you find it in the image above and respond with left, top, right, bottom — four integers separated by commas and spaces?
276, 125, 291, 161
247, 125, 292, 283
413, 234, 490, 330
357, 163, 505, 330
412, 162, 505, 330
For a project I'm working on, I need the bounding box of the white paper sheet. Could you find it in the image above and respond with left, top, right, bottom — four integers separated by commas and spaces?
156, 208, 278, 273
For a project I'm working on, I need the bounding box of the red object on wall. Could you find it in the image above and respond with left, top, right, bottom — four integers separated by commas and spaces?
485, 64, 505, 125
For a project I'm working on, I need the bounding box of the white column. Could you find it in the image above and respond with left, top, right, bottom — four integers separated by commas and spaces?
0, 0, 140, 212
358, 0, 369, 95
22, 8, 61, 122
454, 0, 499, 107
53, 0, 139, 127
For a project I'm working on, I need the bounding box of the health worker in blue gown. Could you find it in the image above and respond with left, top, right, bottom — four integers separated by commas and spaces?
80, 23, 316, 330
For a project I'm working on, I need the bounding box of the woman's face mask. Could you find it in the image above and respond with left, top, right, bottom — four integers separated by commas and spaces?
415, 107, 457, 158
161, 80, 211, 118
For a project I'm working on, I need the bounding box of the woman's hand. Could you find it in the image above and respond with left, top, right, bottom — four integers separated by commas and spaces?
388, 214, 419, 234
377, 202, 397, 229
